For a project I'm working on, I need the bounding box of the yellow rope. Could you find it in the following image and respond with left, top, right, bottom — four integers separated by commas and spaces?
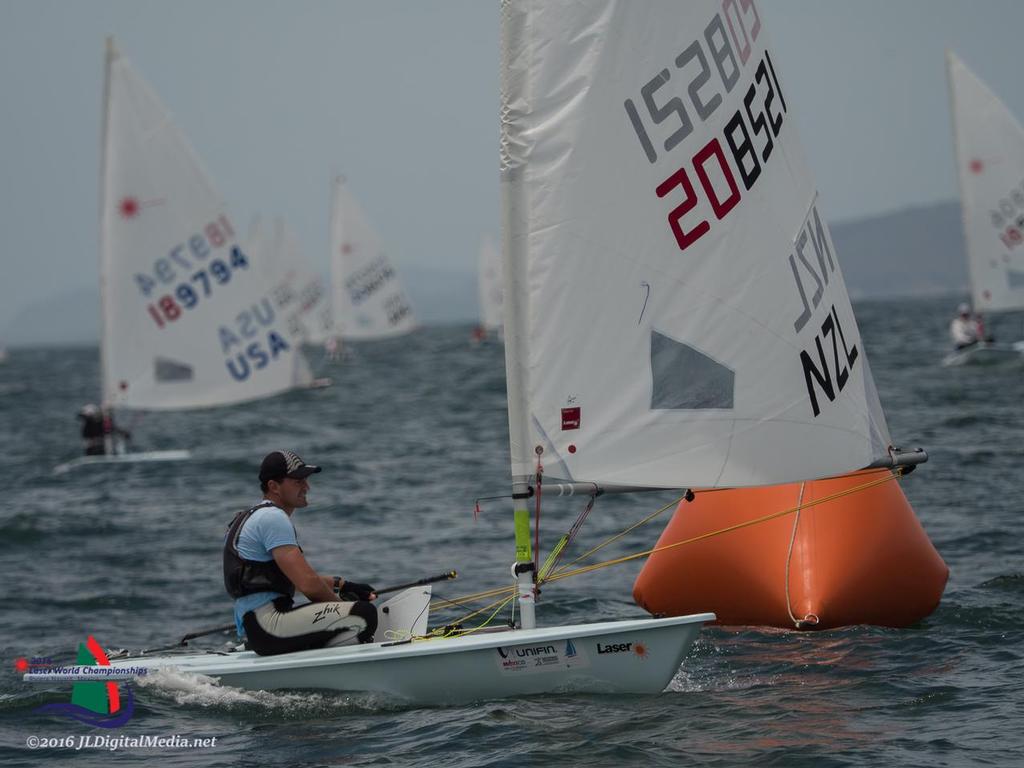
430, 583, 516, 611
427, 493, 683, 613
421, 468, 903, 629
544, 469, 903, 585
418, 594, 516, 641
547, 493, 686, 579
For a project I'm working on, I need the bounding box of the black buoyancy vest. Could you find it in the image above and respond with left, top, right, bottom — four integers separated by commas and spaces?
223, 502, 298, 599
81, 415, 104, 439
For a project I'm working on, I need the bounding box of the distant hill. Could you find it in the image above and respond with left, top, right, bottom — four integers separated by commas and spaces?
400, 265, 478, 325
1, 202, 969, 347
831, 201, 967, 300
2, 287, 100, 348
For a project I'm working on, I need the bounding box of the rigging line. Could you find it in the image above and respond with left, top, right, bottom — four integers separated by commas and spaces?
393, 593, 433, 642
429, 584, 517, 612
426, 469, 902, 614
427, 596, 507, 636
457, 595, 516, 637
423, 594, 516, 640
534, 454, 543, 574
435, 584, 516, 604
549, 493, 686, 578
543, 469, 905, 585
538, 494, 595, 584
784, 481, 817, 628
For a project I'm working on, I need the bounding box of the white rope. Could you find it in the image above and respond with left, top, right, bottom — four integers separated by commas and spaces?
784, 481, 819, 629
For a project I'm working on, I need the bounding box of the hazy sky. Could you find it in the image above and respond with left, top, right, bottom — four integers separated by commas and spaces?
2, 0, 1023, 336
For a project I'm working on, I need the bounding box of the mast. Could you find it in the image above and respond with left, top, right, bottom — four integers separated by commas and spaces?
329, 175, 344, 342
500, 0, 536, 629
946, 50, 975, 311
98, 37, 116, 406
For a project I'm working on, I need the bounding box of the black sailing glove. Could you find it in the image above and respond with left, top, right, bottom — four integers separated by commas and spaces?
341, 581, 376, 601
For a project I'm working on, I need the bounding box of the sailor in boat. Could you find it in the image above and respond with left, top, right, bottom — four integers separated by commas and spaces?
950, 303, 981, 349
77, 404, 105, 455
100, 403, 131, 455
324, 336, 342, 361
973, 312, 995, 344
224, 450, 378, 655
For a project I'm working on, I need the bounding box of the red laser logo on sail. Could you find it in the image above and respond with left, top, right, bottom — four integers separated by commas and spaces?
118, 195, 165, 219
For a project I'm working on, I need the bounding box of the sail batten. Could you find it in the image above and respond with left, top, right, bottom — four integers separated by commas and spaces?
500, 0, 892, 490
100, 41, 312, 410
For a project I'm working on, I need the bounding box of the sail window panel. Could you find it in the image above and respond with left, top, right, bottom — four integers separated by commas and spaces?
649, 330, 734, 410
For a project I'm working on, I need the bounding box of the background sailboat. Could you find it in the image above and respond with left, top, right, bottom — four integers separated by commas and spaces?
328, 176, 416, 342
247, 216, 335, 385
59, 39, 314, 472
248, 216, 334, 347
946, 51, 1024, 364
475, 234, 503, 341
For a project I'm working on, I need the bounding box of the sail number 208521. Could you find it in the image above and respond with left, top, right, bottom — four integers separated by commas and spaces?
624, 0, 783, 253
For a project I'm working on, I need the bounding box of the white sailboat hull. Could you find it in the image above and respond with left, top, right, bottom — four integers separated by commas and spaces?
54, 449, 191, 475
941, 340, 1024, 367
112, 614, 713, 704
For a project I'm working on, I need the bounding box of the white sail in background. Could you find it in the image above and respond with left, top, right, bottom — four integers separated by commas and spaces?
947, 51, 1024, 313
478, 234, 504, 334
500, 0, 891, 489
100, 40, 312, 410
328, 176, 416, 340
249, 217, 333, 345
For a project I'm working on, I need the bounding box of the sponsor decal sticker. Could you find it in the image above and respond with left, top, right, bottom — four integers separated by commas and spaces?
495, 640, 589, 674
595, 640, 650, 659
561, 407, 581, 430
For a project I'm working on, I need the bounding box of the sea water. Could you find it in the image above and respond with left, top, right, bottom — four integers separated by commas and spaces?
0, 296, 1021, 767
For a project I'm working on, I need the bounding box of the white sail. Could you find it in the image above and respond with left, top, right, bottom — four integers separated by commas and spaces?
500, 0, 891, 489
478, 234, 504, 333
249, 217, 334, 345
947, 51, 1024, 313
100, 40, 312, 410
328, 176, 416, 340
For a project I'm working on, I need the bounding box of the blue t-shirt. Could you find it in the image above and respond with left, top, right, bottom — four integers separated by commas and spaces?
230, 504, 298, 637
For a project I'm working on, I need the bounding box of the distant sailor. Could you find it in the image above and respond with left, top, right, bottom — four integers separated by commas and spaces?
324, 336, 341, 361
950, 303, 980, 349
77, 404, 105, 455
974, 312, 994, 344
100, 403, 131, 455
224, 450, 378, 655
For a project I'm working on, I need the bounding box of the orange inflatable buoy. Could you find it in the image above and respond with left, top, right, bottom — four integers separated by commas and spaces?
633, 470, 948, 630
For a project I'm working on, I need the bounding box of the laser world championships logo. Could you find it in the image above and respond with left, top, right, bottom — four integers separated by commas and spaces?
17, 635, 135, 728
